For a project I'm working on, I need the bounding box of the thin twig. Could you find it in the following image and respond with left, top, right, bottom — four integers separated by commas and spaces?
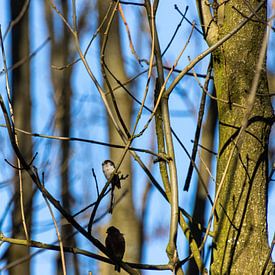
92, 168, 100, 197
130, 0, 155, 138
114, 0, 145, 7
51, 3, 113, 71
3, 0, 30, 39
197, 151, 216, 184
100, 1, 131, 138
42, 173, 67, 275
0, 37, 50, 76
174, 4, 204, 35
161, 5, 188, 57
118, 3, 143, 64
184, 60, 212, 191
47, 0, 74, 33
0, 124, 162, 159
191, 139, 218, 155
0, 27, 29, 240
165, 1, 266, 97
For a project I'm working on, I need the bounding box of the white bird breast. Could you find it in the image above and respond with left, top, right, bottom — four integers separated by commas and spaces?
102, 161, 116, 180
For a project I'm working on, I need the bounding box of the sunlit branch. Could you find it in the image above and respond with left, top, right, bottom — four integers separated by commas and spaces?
0, 233, 173, 271
0, 124, 163, 159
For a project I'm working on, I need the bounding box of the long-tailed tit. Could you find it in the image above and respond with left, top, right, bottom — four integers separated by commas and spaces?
102, 160, 121, 213
102, 160, 121, 189
105, 226, 125, 272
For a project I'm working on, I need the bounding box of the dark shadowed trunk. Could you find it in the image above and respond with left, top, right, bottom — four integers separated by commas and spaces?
188, 93, 218, 274
7, 1, 33, 274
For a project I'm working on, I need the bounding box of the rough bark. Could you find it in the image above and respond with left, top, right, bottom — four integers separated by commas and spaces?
7, 1, 33, 274
206, 2, 273, 274
98, 2, 141, 274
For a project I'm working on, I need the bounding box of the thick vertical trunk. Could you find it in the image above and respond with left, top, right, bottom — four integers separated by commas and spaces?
209, 2, 272, 273
8, 1, 32, 274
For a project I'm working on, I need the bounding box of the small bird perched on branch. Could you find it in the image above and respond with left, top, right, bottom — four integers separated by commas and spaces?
102, 160, 121, 188
102, 160, 121, 213
105, 226, 125, 272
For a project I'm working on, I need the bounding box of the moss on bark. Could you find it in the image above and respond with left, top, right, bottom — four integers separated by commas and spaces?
210, 1, 273, 274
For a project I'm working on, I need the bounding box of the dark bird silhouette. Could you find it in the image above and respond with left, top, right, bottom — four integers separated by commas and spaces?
102, 160, 121, 213
105, 226, 125, 272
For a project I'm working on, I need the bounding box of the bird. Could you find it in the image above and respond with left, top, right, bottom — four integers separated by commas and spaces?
102, 160, 121, 213
102, 160, 121, 189
105, 226, 125, 272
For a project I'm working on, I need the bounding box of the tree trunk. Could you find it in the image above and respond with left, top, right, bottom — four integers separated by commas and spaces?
8, 1, 33, 274
188, 93, 218, 274
207, 2, 273, 273
98, 2, 141, 274
44, 2, 79, 274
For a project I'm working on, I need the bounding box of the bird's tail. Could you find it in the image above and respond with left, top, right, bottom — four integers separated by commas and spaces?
109, 188, 114, 213
115, 264, 120, 272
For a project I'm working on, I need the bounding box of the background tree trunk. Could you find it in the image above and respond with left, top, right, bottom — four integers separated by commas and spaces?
98, 2, 141, 274
188, 92, 218, 274
7, 1, 33, 274
44, 2, 79, 274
